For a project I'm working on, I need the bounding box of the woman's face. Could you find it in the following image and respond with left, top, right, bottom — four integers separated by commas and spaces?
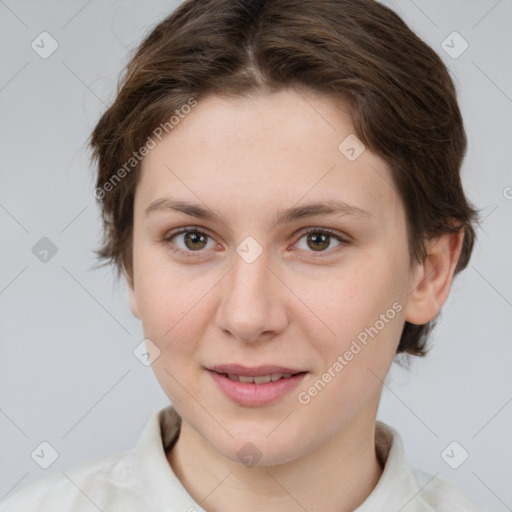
129, 88, 418, 465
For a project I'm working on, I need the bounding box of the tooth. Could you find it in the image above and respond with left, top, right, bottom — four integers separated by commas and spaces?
227, 373, 240, 381
271, 373, 282, 382
253, 375, 272, 384
239, 375, 255, 383
282, 373, 292, 378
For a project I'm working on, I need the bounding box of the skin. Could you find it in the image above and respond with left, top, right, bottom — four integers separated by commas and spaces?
127, 88, 464, 512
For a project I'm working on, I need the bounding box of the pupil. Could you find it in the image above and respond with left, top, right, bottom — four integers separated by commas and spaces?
308, 233, 329, 251
186, 232, 206, 250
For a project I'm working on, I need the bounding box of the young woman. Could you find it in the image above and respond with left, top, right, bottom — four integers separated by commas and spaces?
2, 0, 483, 510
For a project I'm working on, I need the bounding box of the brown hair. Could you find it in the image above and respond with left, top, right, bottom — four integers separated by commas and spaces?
89, 0, 478, 359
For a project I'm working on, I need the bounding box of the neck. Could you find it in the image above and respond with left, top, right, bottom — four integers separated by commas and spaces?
167, 407, 384, 512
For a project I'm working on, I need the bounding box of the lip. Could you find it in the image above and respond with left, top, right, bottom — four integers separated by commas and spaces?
207, 364, 305, 377
206, 366, 308, 407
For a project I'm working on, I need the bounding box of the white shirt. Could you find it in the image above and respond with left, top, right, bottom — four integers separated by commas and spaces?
0, 405, 483, 511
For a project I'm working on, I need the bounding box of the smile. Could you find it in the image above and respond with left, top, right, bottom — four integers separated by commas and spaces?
221, 372, 295, 384
206, 367, 308, 406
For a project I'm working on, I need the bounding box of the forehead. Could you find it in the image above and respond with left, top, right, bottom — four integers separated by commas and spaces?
136, 89, 402, 225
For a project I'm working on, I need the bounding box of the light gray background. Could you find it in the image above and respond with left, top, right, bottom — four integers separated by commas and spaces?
1, 1, 511, 510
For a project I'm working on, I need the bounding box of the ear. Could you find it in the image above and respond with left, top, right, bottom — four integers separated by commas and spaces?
404, 230, 465, 325
126, 271, 141, 319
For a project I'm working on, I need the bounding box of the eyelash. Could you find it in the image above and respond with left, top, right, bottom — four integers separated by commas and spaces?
161, 226, 350, 259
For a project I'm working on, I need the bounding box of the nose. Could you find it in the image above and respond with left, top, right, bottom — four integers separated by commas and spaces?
214, 250, 289, 343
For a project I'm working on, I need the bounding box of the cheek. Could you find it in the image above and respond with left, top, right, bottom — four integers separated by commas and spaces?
304, 258, 403, 347
133, 249, 223, 361
296, 279, 404, 421
305, 265, 406, 412
133, 253, 194, 348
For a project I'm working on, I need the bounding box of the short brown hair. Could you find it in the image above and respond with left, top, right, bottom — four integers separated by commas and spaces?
89, 0, 479, 359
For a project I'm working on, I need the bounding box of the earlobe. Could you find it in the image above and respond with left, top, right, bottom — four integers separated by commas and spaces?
404, 230, 464, 325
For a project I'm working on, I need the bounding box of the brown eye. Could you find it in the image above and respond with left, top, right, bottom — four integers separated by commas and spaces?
162, 228, 216, 257
295, 228, 348, 256
306, 232, 331, 251
183, 231, 208, 250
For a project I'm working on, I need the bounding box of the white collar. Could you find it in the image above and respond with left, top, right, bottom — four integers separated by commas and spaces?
129, 405, 479, 511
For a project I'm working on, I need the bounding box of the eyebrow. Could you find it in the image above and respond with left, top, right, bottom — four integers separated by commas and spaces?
144, 198, 373, 230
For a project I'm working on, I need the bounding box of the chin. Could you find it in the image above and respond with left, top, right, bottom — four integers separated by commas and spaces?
213, 429, 308, 469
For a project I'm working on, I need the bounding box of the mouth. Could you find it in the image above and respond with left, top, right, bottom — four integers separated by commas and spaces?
205, 364, 308, 406
214, 372, 302, 384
